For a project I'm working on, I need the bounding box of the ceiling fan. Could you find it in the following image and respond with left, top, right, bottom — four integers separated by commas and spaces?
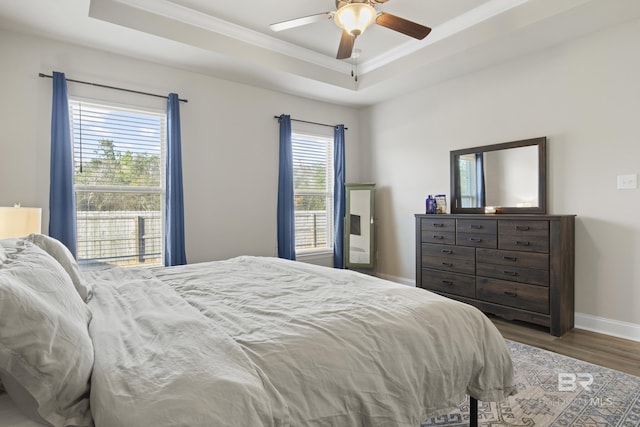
270, 0, 432, 60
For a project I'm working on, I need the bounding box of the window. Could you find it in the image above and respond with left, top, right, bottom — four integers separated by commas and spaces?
291, 132, 334, 253
70, 100, 165, 268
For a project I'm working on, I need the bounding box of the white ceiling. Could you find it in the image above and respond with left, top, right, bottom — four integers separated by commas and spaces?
2, 0, 640, 107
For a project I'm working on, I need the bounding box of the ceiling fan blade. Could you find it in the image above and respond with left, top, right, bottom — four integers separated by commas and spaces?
270, 12, 332, 32
336, 30, 355, 59
375, 13, 432, 40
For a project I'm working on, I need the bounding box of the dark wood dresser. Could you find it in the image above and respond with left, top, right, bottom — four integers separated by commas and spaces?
415, 214, 575, 336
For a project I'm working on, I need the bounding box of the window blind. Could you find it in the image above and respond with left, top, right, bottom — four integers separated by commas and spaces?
291, 132, 334, 251
70, 100, 165, 268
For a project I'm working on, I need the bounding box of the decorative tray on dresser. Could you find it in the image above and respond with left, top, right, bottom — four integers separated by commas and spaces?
415, 214, 575, 336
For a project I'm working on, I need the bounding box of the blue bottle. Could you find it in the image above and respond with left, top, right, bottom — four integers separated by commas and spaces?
426, 195, 436, 214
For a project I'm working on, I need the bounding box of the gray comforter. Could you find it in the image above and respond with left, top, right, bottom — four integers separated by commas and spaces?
86, 256, 515, 426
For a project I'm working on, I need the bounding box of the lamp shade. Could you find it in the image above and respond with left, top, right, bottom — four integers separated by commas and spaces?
0, 206, 42, 239
334, 3, 376, 37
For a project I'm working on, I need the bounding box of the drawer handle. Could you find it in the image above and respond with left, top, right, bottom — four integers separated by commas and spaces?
503, 256, 518, 262
469, 238, 483, 242
441, 262, 453, 267
516, 240, 530, 246
469, 224, 483, 229
503, 270, 518, 276
515, 225, 530, 231
442, 280, 453, 286
433, 223, 444, 228
503, 291, 518, 297
441, 249, 453, 254
432, 235, 444, 240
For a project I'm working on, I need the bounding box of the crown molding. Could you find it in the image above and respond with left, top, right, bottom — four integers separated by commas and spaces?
360, 0, 529, 73
115, 0, 352, 74
114, 0, 529, 77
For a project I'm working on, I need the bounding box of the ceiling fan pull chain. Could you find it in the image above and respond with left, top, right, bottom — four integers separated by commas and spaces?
351, 56, 356, 82
351, 47, 359, 83
353, 57, 358, 83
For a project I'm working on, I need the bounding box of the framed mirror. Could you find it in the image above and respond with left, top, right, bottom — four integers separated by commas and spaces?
450, 137, 546, 214
344, 183, 375, 269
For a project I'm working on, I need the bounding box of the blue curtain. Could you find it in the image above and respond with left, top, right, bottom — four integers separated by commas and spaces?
277, 114, 296, 260
49, 72, 78, 257
165, 93, 187, 266
333, 125, 346, 268
476, 153, 486, 207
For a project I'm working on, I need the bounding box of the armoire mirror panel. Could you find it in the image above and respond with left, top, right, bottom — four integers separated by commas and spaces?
450, 137, 547, 214
344, 183, 375, 269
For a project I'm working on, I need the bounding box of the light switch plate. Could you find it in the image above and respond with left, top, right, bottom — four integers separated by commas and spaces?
617, 174, 637, 190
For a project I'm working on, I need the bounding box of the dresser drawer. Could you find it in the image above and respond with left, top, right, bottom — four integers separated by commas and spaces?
423, 256, 475, 275
456, 232, 497, 248
421, 269, 475, 298
421, 218, 455, 232
421, 230, 455, 245
422, 243, 475, 261
476, 249, 548, 270
476, 263, 549, 286
498, 220, 549, 253
457, 219, 497, 235
476, 278, 549, 314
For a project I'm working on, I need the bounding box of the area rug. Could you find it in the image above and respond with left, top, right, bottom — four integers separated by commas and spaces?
422, 340, 640, 427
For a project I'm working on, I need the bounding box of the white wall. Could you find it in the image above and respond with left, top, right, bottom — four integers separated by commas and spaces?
0, 29, 363, 265
361, 18, 640, 334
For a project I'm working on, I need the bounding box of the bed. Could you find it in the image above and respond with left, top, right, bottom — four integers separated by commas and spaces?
0, 235, 516, 427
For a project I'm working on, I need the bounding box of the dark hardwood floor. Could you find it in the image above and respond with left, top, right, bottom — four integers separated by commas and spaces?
488, 315, 640, 377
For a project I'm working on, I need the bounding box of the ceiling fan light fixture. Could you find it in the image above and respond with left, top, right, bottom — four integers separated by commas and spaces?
334, 3, 376, 37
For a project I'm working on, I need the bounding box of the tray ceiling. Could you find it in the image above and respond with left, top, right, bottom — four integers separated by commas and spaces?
1, 0, 640, 106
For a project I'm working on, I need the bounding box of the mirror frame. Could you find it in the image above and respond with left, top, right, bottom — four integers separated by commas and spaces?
344, 183, 375, 269
450, 137, 547, 214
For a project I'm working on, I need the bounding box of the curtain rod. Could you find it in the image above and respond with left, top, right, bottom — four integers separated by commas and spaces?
38, 73, 188, 103
274, 115, 347, 130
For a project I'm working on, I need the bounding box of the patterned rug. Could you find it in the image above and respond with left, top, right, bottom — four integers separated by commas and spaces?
422, 340, 640, 427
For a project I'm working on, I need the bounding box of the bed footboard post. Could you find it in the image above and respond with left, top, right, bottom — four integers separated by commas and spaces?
469, 396, 478, 427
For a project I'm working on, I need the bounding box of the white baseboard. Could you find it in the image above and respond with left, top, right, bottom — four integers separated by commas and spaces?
376, 272, 415, 287
574, 313, 640, 343
374, 274, 640, 343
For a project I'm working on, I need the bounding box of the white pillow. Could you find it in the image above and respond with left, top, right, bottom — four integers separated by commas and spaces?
0, 240, 94, 427
26, 234, 93, 302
